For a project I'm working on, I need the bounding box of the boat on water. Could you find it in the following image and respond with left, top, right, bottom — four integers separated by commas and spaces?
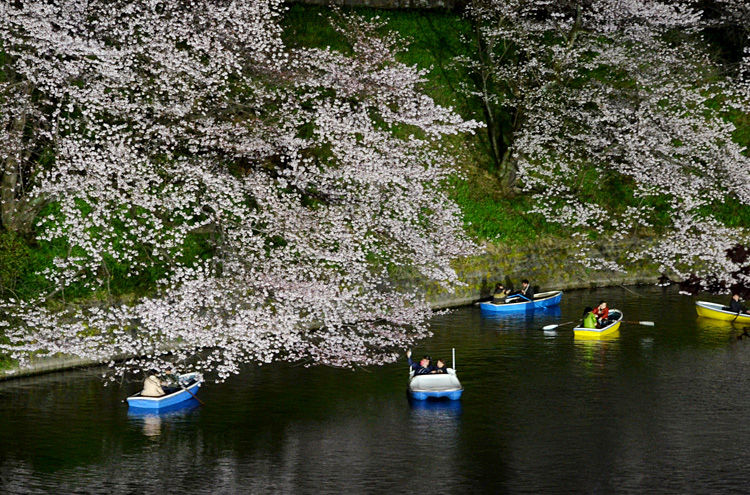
127, 372, 203, 410
408, 369, 463, 400
480, 290, 563, 313
408, 349, 463, 401
695, 301, 750, 323
574, 309, 623, 339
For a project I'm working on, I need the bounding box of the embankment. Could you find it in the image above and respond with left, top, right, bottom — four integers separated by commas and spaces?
421, 238, 660, 309
1, 238, 661, 380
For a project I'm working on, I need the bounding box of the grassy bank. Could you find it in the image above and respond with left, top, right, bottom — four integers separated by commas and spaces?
283, 4, 561, 243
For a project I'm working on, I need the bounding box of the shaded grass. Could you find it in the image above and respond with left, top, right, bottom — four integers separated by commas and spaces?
282, 4, 562, 244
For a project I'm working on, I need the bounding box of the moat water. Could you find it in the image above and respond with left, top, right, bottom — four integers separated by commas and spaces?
2, 285, 750, 494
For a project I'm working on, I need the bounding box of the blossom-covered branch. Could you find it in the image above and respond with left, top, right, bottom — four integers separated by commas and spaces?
0, 0, 480, 380
462, 0, 750, 286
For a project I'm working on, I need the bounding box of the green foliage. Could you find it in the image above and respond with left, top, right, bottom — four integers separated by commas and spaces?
729, 110, 750, 151
282, 5, 350, 53
0, 198, 217, 303
0, 232, 32, 298
283, 5, 479, 117
448, 167, 561, 243
703, 201, 750, 229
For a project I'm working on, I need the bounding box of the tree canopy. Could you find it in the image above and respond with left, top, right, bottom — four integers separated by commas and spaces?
461, 0, 750, 284
2, 0, 750, 377
0, 0, 479, 379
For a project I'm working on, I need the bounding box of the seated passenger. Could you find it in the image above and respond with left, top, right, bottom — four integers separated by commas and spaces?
593, 300, 609, 325
729, 294, 749, 315
432, 359, 448, 374
142, 371, 166, 397
582, 307, 598, 329
160, 367, 181, 394
493, 283, 510, 303
406, 350, 435, 374
520, 279, 535, 300
508, 279, 535, 302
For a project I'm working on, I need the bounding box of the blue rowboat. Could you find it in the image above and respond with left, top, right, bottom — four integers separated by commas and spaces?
127, 372, 203, 410
479, 290, 563, 313
408, 348, 463, 401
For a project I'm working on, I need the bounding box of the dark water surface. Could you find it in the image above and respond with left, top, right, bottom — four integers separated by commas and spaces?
3, 286, 750, 494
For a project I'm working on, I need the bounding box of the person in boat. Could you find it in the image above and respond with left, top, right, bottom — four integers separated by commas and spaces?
582, 307, 598, 329
432, 359, 448, 374
406, 350, 435, 375
508, 279, 535, 302
160, 367, 181, 394
729, 294, 749, 314
493, 283, 511, 303
142, 370, 166, 397
593, 300, 609, 325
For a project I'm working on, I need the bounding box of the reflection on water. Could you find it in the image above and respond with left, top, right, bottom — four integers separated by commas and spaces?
695, 315, 750, 342
5, 286, 750, 494
574, 337, 619, 374
128, 400, 202, 438
408, 397, 463, 416
479, 304, 562, 327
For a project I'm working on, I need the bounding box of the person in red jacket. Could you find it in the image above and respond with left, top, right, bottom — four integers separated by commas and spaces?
593, 300, 609, 325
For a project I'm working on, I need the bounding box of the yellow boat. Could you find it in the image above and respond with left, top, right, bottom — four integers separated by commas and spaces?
574, 309, 623, 339
695, 301, 750, 323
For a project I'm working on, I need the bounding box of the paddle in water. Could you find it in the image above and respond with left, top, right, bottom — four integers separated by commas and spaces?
541, 321, 575, 331
181, 383, 205, 406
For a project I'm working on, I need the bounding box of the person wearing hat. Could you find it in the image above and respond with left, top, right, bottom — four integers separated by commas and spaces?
406, 350, 435, 375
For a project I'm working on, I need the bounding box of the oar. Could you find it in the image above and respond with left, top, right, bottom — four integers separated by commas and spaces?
180, 379, 205, 406
622, 320, 655, 326
509, 293, 531, 302
542, 321, 576, 331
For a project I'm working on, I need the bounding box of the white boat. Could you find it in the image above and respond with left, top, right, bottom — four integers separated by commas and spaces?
408, 348, 463, 400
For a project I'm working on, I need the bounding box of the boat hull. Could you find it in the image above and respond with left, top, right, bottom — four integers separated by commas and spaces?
480, 291, 563, 313
408, 369, 463, 401
574, 310, 623, 339
127, 373, 203, 410
695, 301, 750, 323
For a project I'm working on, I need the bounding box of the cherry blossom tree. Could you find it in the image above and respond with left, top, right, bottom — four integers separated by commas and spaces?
0, 0, 480, 380
462, 0, 750, 287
